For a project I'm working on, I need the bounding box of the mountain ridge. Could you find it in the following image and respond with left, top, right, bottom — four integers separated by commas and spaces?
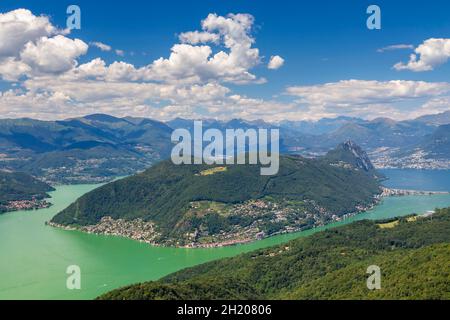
0, 115, 173, 184
1, 111, 449, 183
51, 143, 382, 247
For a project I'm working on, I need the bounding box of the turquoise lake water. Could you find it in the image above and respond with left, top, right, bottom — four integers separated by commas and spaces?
0, 169, 449, 300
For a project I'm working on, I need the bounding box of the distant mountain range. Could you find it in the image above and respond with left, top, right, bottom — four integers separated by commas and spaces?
51, 142, 381, 247
414, 111, 450, 125
0, 111, 449, 183
418, 124, 450, 157
169, 112, 450, 170
0, 114, 173, 184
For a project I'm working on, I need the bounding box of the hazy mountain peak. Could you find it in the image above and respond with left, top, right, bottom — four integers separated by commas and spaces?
81, 114, 127, 123
414, 111, 450, 125
370, 117, 397, 125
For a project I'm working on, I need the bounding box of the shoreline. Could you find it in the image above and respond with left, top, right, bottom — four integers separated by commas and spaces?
47, 187, 450, 249
1, 199, 52, 215
381, 187, 449, 197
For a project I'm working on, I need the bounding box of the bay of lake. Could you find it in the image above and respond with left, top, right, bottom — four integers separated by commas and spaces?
1, 169, 449, 300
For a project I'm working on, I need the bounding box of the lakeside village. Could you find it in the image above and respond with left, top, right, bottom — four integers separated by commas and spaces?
369, 148, 450, 170
48, 187, 447, 248
1, 197, 51, 214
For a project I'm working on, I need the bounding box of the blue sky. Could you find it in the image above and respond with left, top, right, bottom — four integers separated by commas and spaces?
1, 0, 450, 121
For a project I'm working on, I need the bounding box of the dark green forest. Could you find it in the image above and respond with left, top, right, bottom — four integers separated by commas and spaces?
99, 208, 450, 300
52, 153, 380, 242
0, 171, 54, 213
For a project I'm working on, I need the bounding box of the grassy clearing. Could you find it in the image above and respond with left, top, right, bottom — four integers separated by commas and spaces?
378, 220, 400, 229
189, 201, 230, 217
199, 167, 228, 176
378, 216, 419, 229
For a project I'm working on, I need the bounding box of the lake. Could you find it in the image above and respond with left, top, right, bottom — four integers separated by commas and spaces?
1, 169, 450, 300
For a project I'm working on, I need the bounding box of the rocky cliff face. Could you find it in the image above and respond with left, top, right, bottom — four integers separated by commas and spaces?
325, 140, 375, 173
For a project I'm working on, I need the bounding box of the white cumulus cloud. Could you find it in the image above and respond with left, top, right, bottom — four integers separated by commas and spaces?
0, 9, 85, 80
179, 31, 220, 45
286, 80, 450, 120
140, 13, 263, 84
287, 80, 450, 105
0, 57, 31, 81
394, 38, 450, 71
0, 9, 57, 58
4, 9, 446, 122
58, 13, 266, 85
268, 55, 284, 70
20, 35, 88, 74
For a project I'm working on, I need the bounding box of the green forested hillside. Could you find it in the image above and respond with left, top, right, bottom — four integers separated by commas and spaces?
99, 208, 450, 300
0, 171, 54, 202
0, 171, 54, 213
51, 152, 380, 245
289, 244, 449, 300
